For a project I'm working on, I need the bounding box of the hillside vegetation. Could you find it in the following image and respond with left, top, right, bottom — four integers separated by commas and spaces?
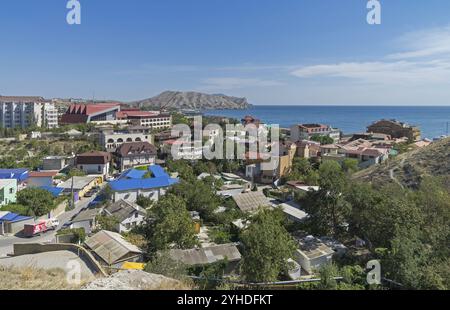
353, 137, 450, 189
131, 91, 250, 110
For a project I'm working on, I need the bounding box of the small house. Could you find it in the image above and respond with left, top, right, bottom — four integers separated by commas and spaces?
167, 243, 242, 273
0, 169, 29, 184
0, 179, 17, 206
75, 151, 112, 177
108, 165, 178, 203
232, 191, 270, 213
0, 212, 34, 235
113, 142, 157, 171
103, 199, 146, 233
294, 235, 334, 275
69, 207, 103, 234
85, 230, 143, 268
27, 171, 58, 188
57, 176, 101, 199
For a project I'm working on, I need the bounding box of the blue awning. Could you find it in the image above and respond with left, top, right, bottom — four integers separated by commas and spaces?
39, 186, 64, 197
0, 212, 33, 223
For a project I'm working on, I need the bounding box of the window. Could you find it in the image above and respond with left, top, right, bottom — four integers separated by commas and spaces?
98, 165, 101, 172
9, 188, 14, 194
134, 212, 138, 218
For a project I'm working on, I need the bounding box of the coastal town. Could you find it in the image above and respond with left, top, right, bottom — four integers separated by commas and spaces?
0, 95, 447, 290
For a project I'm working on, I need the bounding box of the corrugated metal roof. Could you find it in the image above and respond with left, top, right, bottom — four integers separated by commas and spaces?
149, 165, 169, 178
232, 191, 270, 212
85, 230, 142, 264
71, 207, 102, 223
120, 169, 147, 180
168, 244, 241, 266
109, 177, 179, 191
103, 200, 144, 223
0, 169, 29, 182
0, 212, 33, 223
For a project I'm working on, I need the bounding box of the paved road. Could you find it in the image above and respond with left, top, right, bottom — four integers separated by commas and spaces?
0, 195, 97, 257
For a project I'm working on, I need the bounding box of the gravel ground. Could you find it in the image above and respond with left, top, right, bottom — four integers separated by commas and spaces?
83, 270, 190, 290
0, 250, 95, 281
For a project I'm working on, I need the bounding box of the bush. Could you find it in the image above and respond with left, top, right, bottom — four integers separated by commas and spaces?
209, 227, 232, 244
56, 228, 86, 243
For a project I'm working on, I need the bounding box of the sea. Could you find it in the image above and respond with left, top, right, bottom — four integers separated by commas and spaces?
203, 106, 450, 140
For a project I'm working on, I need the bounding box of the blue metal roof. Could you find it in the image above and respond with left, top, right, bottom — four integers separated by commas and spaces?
0, 212, 33, 223
39, 186, 64, 197
120, 169, 147, 180
109, 177, 179, 191
149, 165, 169, 178
0, 168, 29, 182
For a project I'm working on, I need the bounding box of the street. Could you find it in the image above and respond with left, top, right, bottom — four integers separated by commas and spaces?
0, 195, 97, 257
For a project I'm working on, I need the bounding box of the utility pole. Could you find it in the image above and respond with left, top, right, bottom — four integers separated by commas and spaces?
70, 176, 75, 210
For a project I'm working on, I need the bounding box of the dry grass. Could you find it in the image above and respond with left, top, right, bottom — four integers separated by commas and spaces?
0, 265, 83, 290
353, 137, 450, 189
141, 278, 193, 290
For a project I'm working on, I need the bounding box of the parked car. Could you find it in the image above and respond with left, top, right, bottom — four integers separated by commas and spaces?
84, 191, 94, 197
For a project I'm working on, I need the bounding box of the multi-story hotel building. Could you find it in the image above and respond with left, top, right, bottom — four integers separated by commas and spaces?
290, 123, 341, 143
116, 109, 172, 130
0, 96, 58, 129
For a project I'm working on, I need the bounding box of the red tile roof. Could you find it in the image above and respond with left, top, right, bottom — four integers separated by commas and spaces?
61, 103, 121, 124
65, 103, 120, 116
28, 171, 58, 178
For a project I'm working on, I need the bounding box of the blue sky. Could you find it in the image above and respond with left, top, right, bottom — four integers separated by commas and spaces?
1, 0, 450, 105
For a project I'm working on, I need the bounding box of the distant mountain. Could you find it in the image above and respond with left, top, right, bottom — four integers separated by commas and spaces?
353, 137, 450, 189
130, 91, 251, 110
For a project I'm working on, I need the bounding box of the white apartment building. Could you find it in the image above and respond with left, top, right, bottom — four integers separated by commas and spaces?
42, 102, 59, 128
0, 96, 58, 129
290, 123, 341, 143
129, 113, 172, 130
100, 129, 153, 152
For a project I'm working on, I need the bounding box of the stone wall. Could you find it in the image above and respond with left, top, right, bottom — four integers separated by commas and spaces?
13, 243, 107, 276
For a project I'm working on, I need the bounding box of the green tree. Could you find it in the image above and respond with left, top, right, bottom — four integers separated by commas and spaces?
144, 194, 197, 254
169, 179, 220, 221
301, 161, 350, 237
342, 158, 359, 174
96, 214, 120, 232
145, 251, 189, 282
136, 195, 154, 209
16, 188, 55, 217
240, 208, 297, 282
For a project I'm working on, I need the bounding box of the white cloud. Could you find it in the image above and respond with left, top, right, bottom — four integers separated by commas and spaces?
291, 26, 450, 86
291, 60, 450, 84
387, 26, 450, 59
